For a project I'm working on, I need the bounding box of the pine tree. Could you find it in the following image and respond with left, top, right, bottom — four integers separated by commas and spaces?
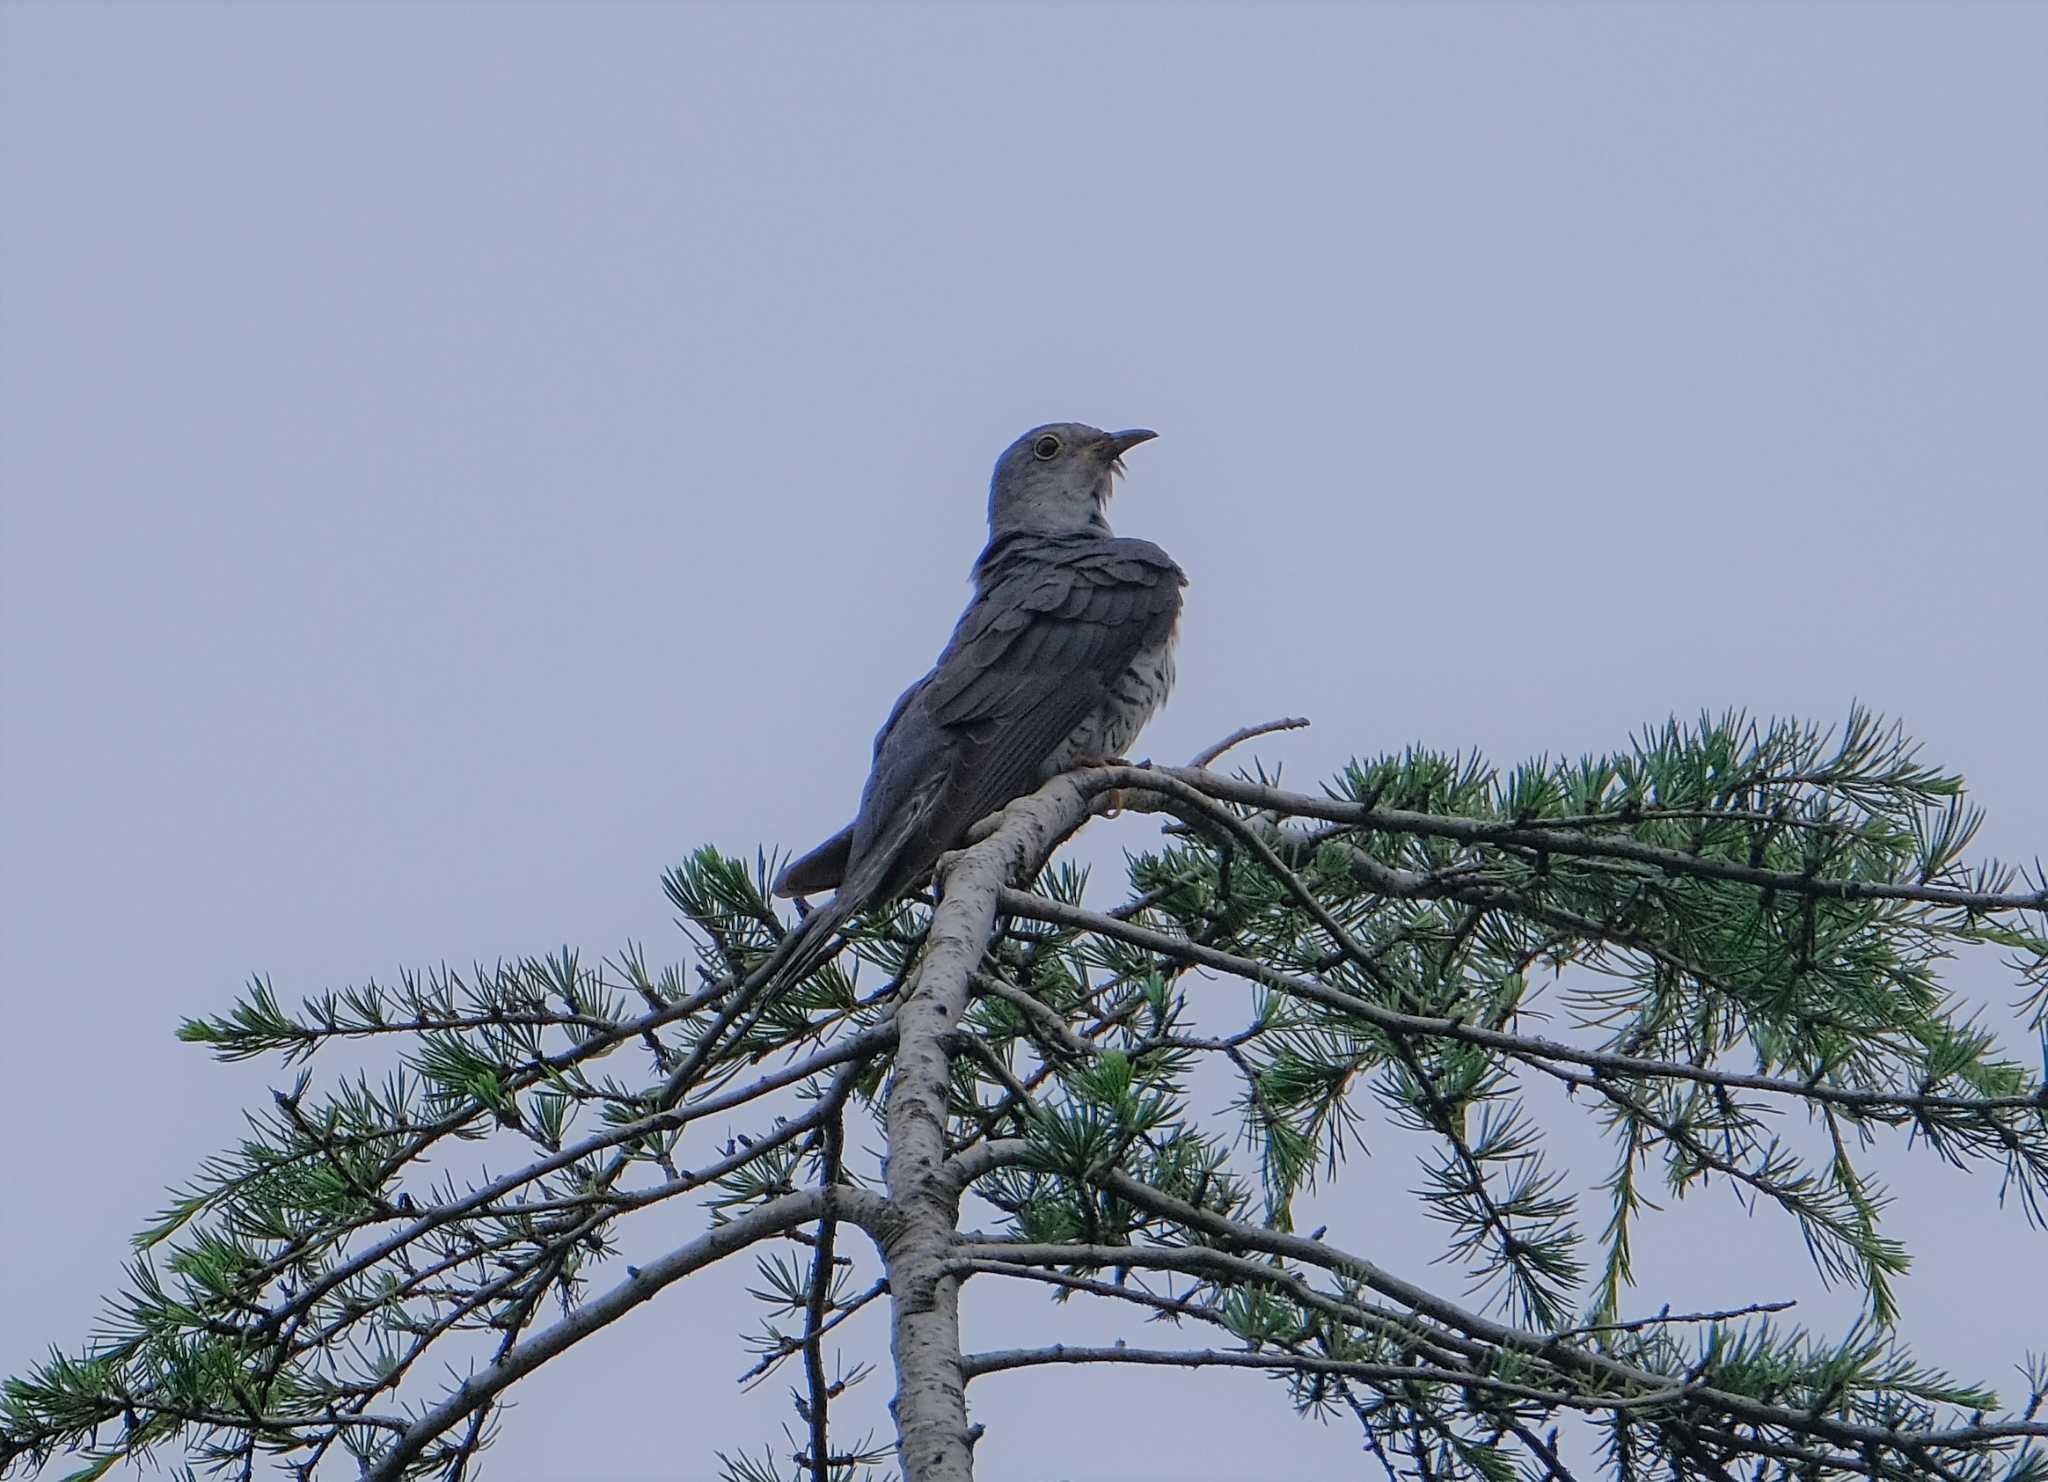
5, 710, 2046, 1482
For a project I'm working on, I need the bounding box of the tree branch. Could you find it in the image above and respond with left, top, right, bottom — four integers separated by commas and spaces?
879, 771, 1109, 1482
1118, 765, 2047, 916
365, 1187, 879, 1481
1079, 1170, 2048, 1455
801, 1065, 863, 1482
1184, 715, 1311, 769
994, 888, 2047, 1116
961, 1340, 1575, 1392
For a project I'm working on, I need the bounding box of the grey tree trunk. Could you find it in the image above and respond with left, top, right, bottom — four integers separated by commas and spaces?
877, 773, 1105, 1482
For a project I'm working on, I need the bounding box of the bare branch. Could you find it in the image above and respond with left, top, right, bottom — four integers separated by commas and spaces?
962, 1340, 1573, 1393
802, 1065, 864, 1482
1184, 716, 1312, 769
365, 1187, 876, 1481
1554, 1299, 1798, 1337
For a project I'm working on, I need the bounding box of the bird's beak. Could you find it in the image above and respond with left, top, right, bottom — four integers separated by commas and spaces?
1102, 428, 1158, 459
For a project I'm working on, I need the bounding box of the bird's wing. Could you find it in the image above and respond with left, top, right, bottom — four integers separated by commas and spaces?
923, 539, 1181, 730
841, 537, 1184, 901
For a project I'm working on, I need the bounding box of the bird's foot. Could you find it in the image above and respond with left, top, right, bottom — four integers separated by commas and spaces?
1074, 755, 1137, 816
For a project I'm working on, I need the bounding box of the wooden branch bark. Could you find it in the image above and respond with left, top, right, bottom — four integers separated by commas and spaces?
1116, 764, 2048, 915
879, 771, 1103, 1482
365, 1185, 885, 1481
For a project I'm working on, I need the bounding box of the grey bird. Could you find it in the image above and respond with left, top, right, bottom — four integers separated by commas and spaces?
771, 422, 1185, 986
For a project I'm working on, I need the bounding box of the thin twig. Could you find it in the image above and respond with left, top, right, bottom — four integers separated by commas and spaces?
1552, 1299, 1797, 1338
1185, 715, 1312, 769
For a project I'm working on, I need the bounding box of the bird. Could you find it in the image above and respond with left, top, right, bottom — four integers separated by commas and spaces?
770, 422, 1185, 988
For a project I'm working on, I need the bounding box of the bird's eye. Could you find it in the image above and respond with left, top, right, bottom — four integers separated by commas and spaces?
1032, 434, 1061, 460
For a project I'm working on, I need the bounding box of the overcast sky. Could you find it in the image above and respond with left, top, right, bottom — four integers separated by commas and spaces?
3, 4, 2044, 1480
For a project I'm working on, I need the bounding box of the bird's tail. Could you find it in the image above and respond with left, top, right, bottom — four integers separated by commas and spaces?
770, 786, 936, 995
770, 893, 861, 997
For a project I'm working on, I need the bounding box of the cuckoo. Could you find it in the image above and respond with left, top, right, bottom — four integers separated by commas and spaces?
771, 422, 1185, 986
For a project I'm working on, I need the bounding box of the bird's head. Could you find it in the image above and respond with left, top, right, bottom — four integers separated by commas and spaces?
987, 423, 1157, 537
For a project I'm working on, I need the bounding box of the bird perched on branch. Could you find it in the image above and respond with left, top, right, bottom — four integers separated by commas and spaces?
771, 422, 1185, 986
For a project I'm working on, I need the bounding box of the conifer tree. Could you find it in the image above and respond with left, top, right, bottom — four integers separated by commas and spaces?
5, 711, 2045, 1482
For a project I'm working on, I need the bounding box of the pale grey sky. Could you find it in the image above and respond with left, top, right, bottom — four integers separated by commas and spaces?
3, 4, 2044, 1480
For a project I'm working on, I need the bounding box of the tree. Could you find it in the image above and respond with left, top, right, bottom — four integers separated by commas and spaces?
4, 709, 2046, 1482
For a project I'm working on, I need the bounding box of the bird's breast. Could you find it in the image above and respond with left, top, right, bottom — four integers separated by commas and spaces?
1041, 623, 1179, 777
